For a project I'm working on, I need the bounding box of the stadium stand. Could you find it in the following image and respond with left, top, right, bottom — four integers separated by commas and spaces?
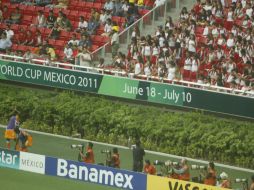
0, 0, 154, 62
107, 0, 254, 92
0, 0, 254, 96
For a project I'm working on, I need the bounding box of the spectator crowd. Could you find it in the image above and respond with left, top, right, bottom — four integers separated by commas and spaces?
0, 0, 155, 66
108, 0, 254, 96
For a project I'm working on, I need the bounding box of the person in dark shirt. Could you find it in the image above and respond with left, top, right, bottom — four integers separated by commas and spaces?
132, 139, 145, 172
46, 10, 56, 28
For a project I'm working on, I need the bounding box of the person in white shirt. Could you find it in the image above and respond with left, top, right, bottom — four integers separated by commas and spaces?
188, 34, 196, 53
5, 25, 14, 40
226, 33, 235, 48
102, 18, 112, 36
99, 9, 107, 24
0, 32, 12, 51
203, 22, 210, 36
68, 33, 79, 46
111, 29, 119, 58
104, 0, 114, 11
64, 43, 73, 61
245, 3, 253, 18
75, 47, 92, 68
75, 16, 88, 32
191, 54, 199, 73
184, 52, 192, 71
142, 41, 152, 61
167, 61, 176, 80
144, 62, 151, 76
32, 10, 46, 28
122, 0, 129, 16
134, 56, 143, 75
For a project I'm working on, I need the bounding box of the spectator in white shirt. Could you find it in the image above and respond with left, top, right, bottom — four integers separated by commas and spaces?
104, 0, 114, 11
75, 16, 88, 32
245, 3, 253, 18
0, 32, 12, 51
5, 24, 14, 40
102, 18, 112, 36
226, 33, 235, 48
64, 43, 73, 62
68, 33, 79, 46
32, 10, 46, 28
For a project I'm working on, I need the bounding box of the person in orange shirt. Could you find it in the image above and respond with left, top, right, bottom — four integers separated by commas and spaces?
173, 158, 190, 181
204, 162, 216, 186
15, 128, 33, 152
143, 160, 156, 175
110, 148, 120, 168
80, 142, 95, 164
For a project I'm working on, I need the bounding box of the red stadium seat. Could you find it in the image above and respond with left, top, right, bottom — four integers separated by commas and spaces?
10, 24, 19, 32
24, 6, 37, 16
69, 11, 79, 21
22, 15, 33, 25
93, 3, 103, 11
59, 31, 70, 41
54, 40, 66, 49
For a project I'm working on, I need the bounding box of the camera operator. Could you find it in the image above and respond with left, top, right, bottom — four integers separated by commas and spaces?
250, 175, 254, 190
110, 148, 120, 168
132, 140, 145, 172
80, 142, 95, 164
144, 160, 156, 175
173, 158, 190, 181
204, 162, 216, 186
218, 172, 231, 189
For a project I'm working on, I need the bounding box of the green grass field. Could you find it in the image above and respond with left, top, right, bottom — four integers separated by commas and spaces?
0, 127, 253, 190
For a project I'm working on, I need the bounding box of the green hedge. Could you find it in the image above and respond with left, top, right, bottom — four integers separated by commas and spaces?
0, 83, 254, 169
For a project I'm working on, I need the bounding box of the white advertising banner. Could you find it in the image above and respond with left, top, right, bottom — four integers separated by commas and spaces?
19, 152, 45, 174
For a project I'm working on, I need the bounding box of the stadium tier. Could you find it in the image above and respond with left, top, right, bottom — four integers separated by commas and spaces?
0, 0, 254, 97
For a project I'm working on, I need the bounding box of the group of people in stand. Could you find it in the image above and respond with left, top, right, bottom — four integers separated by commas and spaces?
110, 0, 254, 95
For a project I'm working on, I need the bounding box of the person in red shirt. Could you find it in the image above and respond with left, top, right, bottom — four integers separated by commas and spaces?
80, 142, 95, 164
143, 160, 156, 175
192, 0, 202, 15
204, 162, 216, 186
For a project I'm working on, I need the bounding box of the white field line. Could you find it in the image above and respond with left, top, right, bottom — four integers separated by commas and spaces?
1, 125, 253, 173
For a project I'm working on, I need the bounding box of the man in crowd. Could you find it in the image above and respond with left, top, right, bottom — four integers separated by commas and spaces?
0, 32, 12, 52
80, 142, 95, 164
204, 162, 216, 186
132, 139, 145, 172
173, 158, 190, 181
110, 147, 120, 168
143, 160, 156, 175
111, 28, 119, 59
